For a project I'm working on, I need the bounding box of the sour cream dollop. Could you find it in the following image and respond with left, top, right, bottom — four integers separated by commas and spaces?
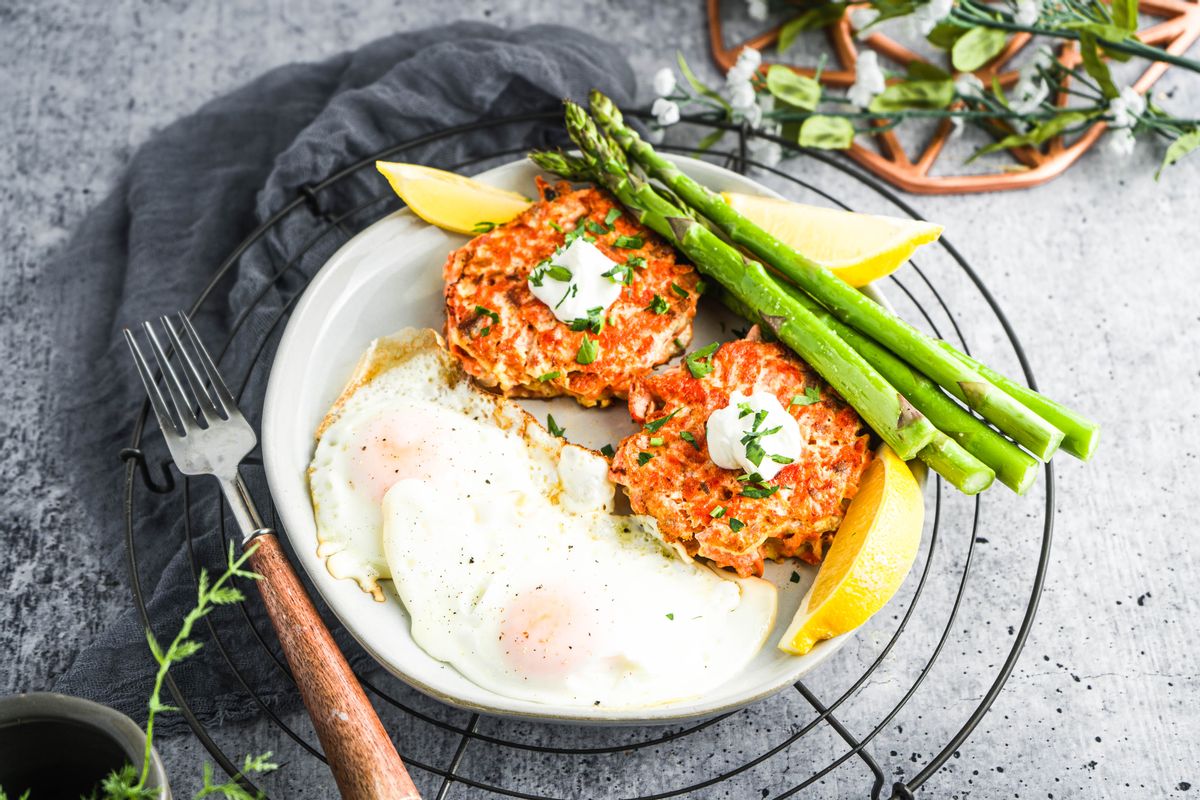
705, 390, 802, 480
528, 237, 623, 324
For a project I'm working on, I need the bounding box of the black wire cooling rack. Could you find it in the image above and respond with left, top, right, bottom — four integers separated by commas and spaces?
119, 112, 1055, 799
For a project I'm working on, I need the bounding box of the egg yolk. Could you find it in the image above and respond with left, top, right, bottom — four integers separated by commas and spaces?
499, 587, 595, 678
348, 411, 464, 503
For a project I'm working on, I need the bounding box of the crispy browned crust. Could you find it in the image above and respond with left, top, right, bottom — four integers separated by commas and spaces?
443, 179, 700, 407
611, 338, 873, 577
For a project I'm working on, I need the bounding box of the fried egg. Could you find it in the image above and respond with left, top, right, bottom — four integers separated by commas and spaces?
309, 328, 777, 708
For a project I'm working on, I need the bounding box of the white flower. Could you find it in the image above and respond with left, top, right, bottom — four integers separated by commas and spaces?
1107, 85, 1146, 129
653, 67, 676, 97
911, 0, 954, 36
1107, 127, 1136, 156
848, 50, 886, 108
747, 0, 770, 21
1014, 0, 1041, 26
727, 47, 763, 85
728, 80, 759, 112
850, 7, 880, 36
748, 137, 783, 166
954, 73, 984, 99
651, 97, 681, 126
739, 102, 765, 128
1009, 48, 1054, 114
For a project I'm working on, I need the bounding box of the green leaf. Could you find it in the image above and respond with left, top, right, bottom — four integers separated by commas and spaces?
171, 639, 204, 661
969, 110, 1097, 160
677, 51, 729, 110
1079, 31, 1119, 99
1156, 128, 1200, 180
798, 115, 856, 149
951, 27, 1009, 72
790, 386, 822, 406
907, 60, 952, 82
1111, 0, 1139, 33
869, 80, 956, 112
926, 20, 965, 50
779, 3, 848, 52
208, 586, 245, 606
546, 413, 566, 438
765, 65, 822, 111
645, 408, 683, 433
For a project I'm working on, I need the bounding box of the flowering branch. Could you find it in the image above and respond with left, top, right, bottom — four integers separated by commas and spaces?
648, 0, 1200, 178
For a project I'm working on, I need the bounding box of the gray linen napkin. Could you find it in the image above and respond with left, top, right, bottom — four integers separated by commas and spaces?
47, 22, 634, 730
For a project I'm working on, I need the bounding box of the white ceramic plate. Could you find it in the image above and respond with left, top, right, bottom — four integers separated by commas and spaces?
262, 155, 907, 724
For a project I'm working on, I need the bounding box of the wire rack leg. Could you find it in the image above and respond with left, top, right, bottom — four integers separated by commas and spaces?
434, 713, 480, 800
783, 681, 886, 800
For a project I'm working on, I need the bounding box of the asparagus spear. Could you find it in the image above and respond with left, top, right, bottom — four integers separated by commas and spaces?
724, 290, 1032, 494
938, 343, 1100, 461
539, 103, 939, 462
589, 90, 1067, 462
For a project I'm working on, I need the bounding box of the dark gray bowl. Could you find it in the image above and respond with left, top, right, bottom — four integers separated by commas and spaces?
0, 692, 170, 798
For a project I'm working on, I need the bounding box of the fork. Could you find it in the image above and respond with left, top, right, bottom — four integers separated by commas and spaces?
125, 313, 421, 800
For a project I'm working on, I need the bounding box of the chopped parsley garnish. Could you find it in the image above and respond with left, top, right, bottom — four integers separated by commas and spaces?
613, 234, 644, 249
637, 451, 654, 466
600, 443, 615, 458
666, 612, 675, 620
601, 262, 634, 286
625, 255, 646, 269
644, 408, 682, 433
546, 414, 566, 438
547, 220, 564, 233
670, 282, 689, 299
647, 294, 669, 315
529, 263, 572, 288
649, 436, 664, 447
604, 208, 623, 226
695, 279, 708, 295
729, 518, 745, 532
739, 411, 783, 469
679, 431, 700, 450
472, 221, 496, 233
741, 483, 780, 499
584, 219, 608, 236
710, 506, 726, 519
790, 571, 801, 584
575, 334, 599, 365
737, 471, 764, 483
685, 342, 721, 379
554, 282, 579, 309
537, 370, 561, 382
770, 454, 795, 464
569, 306, 606, 334
790, 386, 822, 407
474, 305, 499, 336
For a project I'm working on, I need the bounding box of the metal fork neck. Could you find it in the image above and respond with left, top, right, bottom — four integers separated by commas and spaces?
219, 471, 268, 543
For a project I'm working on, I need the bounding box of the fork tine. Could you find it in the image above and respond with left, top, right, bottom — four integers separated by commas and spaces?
144, 320, 199, 433
162, 315, 221, 421
123, 328, 183, 437
177, 313, 238, 416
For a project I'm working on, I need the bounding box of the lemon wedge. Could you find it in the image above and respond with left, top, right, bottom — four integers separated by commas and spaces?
779, 446, 923, 655
376, 161, 532, 235
722, 192, 943, 287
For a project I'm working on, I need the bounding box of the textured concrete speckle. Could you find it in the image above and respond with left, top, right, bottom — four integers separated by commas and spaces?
2, 0, 1198, 797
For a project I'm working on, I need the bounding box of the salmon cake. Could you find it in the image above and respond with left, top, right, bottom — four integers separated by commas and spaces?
610, 334, 873, 577
443, 178, 701, 407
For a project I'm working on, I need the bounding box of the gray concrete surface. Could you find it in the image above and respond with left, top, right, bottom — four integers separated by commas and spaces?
2, 1, 1198, 798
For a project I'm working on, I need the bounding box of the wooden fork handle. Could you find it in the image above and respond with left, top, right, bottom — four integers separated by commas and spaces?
247, 532, 421, 799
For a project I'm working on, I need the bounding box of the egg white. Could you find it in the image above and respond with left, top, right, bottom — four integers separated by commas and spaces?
309, 328, 777, 709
